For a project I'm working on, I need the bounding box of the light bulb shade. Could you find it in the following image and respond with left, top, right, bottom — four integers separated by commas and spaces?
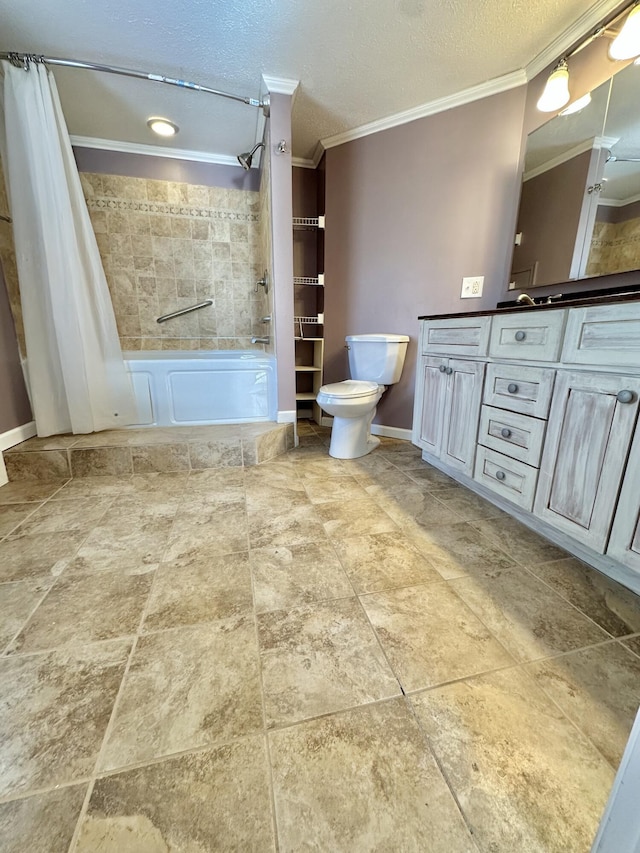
559, 91, 592, 116
147, 117, 179, 137
610, 4, 640, 60
537, 61, 571, 112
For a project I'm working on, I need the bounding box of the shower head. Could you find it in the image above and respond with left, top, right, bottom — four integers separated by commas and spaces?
237, 142, 265, 170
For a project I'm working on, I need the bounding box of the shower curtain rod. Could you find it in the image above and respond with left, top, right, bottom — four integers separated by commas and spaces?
0, 51, 270, 114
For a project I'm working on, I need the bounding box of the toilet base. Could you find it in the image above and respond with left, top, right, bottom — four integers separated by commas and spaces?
328, 408, 380, 459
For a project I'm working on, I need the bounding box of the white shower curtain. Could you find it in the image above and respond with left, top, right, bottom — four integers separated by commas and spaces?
0, 59, 136, 436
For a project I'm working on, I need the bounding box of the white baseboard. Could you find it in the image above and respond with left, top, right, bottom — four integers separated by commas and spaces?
371, 424, 412, 441
277, 410, 296, 424
0, 421, 37, 452
320, 416, 411, 442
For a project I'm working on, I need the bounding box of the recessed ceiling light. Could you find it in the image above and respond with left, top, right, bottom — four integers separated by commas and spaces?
147, 117, 179, 137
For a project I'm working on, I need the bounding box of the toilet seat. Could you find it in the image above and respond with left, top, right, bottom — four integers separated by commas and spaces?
318, 380, 379, 400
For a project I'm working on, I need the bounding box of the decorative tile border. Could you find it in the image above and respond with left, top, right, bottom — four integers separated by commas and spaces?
86, 197, 258, 222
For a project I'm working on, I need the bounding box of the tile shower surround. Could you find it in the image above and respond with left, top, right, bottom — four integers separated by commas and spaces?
1, 427, 640, 851
79, 172, 265, 351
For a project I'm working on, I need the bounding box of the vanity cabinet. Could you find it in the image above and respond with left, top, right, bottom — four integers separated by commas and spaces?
534, 371, 640, 552
413, 356, 485, 476
608, 425, 640, 573
414, 299, 640, 595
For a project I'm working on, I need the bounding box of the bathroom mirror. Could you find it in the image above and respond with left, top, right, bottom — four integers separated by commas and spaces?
510, 60, 640, 288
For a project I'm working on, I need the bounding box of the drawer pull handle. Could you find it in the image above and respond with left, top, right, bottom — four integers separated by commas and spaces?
501, 428, 512, 438
495, 470, 506, 481
507, 383, 519, 394
439, 364, 447, 373
617, 389, 635, 404
446, 366, 453, 375
515, 330, 526, 342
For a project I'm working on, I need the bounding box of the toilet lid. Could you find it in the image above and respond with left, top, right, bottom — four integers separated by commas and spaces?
319, 380, 379, 399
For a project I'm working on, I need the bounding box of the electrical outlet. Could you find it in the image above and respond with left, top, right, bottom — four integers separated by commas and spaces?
461, 276, 484, 299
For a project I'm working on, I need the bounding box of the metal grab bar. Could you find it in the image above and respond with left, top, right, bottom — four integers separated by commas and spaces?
156, 299, 212, 324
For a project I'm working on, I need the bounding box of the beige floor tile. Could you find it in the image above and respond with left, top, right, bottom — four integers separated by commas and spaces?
78, 737, 275, 852
51, 475, 134, 499
9, 571, 153, 653
361, 583, 514, 691
372, 486, 462, 531
302, 474, 370, 504
434, 489, 503, 522
69, 518, 173, 574
143, 552, 253, 631
187, 467, 245, 490
9, 434, 77, 451
70, 447, 133, 477
0, 531, 86, 582
528, 642, 640, 768
410, 668, 614, 853
0, 577, 55, 651
245, 478, 308, 512
0, 640, 130, 797
450, 568, 610, 662
0, 479, 67, 504
248, 503, 326, 549
0, 785, 87, 853
341, 453, 403, 482
258, 597, 400, 727
381, 448, 427, 470
251, 541, 353, 612
404, 463, 460, 491
4, 450, 71, 481
165, 505, 249, 559
315, 498, 398, 538
623, 635, 640, 657
0, 502, 42, 537
131, 443, 190, 473
100, 618, 263, 770
405, 521, 517, 580
471, 513, 567, 565
332, 531, 442, 593
15, 496, 113, 535
526, 557, 640, 637
102, 491, 181, 523
291, 454, 351, 479
270, 699, 476, 853
188, 439, 242, 469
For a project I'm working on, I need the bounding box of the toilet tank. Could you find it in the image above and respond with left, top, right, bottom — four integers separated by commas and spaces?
346, 334, 410, 384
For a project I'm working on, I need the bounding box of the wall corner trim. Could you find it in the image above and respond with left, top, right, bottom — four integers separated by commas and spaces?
320, 69, 527, 150
277, 410, 297, 424
262, 76, 300, 98
0, 420, 37, 452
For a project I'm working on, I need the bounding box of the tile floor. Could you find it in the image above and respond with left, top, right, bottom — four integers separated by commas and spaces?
1, 422, 640, 852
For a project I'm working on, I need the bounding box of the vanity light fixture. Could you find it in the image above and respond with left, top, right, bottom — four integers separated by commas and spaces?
147, 117, 179, 137
610, 2, 640, 59
537, 60, 571, 112
559, 91, 592, 116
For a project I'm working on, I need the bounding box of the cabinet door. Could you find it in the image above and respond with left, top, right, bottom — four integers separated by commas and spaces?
441, 359, 486, 475
412, 356, 448, 455
608, 425, 640, 574
534, 371, 640, 552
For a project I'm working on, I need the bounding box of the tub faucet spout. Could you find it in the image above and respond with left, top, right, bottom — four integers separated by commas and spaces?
251, 336, 270, 344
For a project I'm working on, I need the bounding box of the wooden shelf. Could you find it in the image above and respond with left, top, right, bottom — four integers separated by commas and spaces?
296, 391, 318, 401
295, 365, 322, 373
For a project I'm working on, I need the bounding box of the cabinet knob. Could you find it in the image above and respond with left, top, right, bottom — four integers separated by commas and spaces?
617, 389, 635, 404
515, 330, 526, 342
507, 383, 519, 394
501, 427, 512, 438
495, 470, 506, 481
446, 366, 453, 375
439, 364, 447, 373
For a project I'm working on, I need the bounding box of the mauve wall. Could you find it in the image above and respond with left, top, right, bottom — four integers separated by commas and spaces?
324, 86, 527, 431
0, 264, 31, 434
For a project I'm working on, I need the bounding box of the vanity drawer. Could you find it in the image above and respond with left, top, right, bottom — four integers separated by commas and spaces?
483, 364, 555, 418
489, 309, 566, 362
474, 446, 538, 511
478, 405, 546, 467
562, 303, 640, 368
421, 316, 491, 357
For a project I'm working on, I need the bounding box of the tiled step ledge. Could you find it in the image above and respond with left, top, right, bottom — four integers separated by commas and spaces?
4, 423, 295, 481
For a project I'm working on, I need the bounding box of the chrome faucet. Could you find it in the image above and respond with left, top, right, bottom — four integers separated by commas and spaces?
516, 293, 536, 306
251, 335, 270, 344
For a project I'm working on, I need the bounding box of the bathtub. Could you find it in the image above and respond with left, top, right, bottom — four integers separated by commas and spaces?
124, 351, 277, 427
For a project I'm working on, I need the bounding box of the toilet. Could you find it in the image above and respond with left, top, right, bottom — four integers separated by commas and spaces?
316, 333, 409, 459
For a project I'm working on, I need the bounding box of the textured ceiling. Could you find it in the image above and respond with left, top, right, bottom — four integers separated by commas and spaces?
0, 0, 626, 162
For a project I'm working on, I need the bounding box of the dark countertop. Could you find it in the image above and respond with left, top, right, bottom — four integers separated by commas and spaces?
418, 290, 640, 321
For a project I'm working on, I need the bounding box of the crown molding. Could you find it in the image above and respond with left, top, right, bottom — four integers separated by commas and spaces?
525, 0, 624, 80
262, 75, 300, 100
524, 135, 620, 181
291, 157, 316, 169
320, 69, 527, 151
599, 189, 640, 207
70, 135, 242, 167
